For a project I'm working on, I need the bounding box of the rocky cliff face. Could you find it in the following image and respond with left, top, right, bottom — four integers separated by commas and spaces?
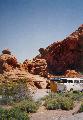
0, 24, 82, 90
37, 25, 83, 75
23, 58, 47, 77
0, 24, 83, 82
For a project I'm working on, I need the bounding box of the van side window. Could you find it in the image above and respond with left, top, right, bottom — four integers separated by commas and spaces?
74, 80, 79, 83
67, 80, 73, 83
80, 80, 83, 83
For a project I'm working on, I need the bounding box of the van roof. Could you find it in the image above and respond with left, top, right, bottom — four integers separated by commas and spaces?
61, 78, 80, 80
50, 77, 81, 81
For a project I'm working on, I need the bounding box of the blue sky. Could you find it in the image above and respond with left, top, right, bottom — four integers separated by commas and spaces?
0, 0, 83, 62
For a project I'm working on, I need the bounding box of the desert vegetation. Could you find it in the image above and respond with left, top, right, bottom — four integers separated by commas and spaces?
43, 91, 83, 110
0, 76, 40, 119
79, 102, 83, 112
0, 75, 83, 119
0, 107, 29, 120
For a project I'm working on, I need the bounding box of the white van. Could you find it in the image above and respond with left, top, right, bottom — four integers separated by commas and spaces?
58, 78, 83, 91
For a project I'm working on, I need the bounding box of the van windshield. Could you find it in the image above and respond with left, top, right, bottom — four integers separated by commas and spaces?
60, 79, 67, 83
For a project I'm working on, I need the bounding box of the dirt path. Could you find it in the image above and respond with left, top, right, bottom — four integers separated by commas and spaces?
30, 102, 82, 120
32, 89, 49, 101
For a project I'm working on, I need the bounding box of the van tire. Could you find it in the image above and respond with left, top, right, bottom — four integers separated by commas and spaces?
70, 88, 73, 91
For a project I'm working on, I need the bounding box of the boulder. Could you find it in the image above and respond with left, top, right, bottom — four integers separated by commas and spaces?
0, 49, 18, 73
2, 49, 11, 55
65, 70, 79, 77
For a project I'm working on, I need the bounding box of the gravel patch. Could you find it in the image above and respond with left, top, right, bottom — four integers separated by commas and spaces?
61, 113, 83, 120
32, 89, 49, 101
30, 110, 83, 120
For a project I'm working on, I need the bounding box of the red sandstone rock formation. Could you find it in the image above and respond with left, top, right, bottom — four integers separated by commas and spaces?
23, 58, 47, 77
1, 24, 83, 89
0, 49, 29, 80
0, 49, 48, 89
64, 70, 79, 77
37, 25, 83, 75
0, 49, 18, 73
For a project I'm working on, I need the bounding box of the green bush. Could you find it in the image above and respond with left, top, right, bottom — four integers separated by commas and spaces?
44, 96, 74, 110
42, 93, 62, 101
43, 91, 83, 111
79, 103, 83, 112
13, 99, 39, 113
60, 97, 74, 110
44, 91, 83, 101
0, 78, 32, 105
0, 107, 29, 120
65, 91, 83, 101
44, 99, 60, 110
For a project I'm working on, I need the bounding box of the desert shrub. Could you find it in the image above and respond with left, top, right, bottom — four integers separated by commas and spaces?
0, 97, 14, 105
42, 92, 62, 101
0, 107, 29, 120
45, 91, 83, 101
44, 99, 60, 110
64, 91, 83, 101
13, 99, 39, 113
60, 97, 74, 110
12, 79, 31, 102
73, 90, 80, 94
44, 94, 74, 110
43, 91, 83, 111
0, 77, 31, 104
79, 103, 83, 112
